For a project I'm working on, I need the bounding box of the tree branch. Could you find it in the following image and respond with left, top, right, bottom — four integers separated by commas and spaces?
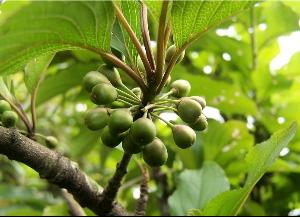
135, 164, 149, 216
0, 126, 127, 216
99, 152, 132, 215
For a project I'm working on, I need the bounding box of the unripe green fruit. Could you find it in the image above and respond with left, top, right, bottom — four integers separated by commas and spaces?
130, 117, 156, 146
99, 65, 123, 87
2, 111, 18, 128
45, 136, 58, 148
143, 138, 168, 167
170, 80, 191, 98
177, 98, 202, 123
172, 125, 196, 149
131, 87, 142, 99
83, 71, 110, 92
0, 100, 11, 114
165, 45, 185, 63
90, 83, 118, 105
101, 126, 122, 148
189, 114, 208, 131
122, 135, 142, 154
109, 109, 133, 134
191, 96, 206, 109
84, 107, 109, 131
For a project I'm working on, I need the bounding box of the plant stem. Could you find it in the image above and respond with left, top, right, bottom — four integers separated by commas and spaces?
114, 3, 153, 80
100, 52, 148, 93
250, 6, 257, 70
116, 99, 134, 107
141, 3, 155, 72
118, 95, 140, 105
158, 89, 175, 100
155, 1, 169, 87
150, 112, 174, 128
156, 45, 186, 94
120, 83, 141, 100
164, 21, 171, 51
61, 189, 87, 216
30, 79, 42, 135
116, 88, 141, 102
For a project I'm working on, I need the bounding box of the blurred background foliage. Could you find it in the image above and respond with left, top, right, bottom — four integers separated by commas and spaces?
0, 1, 300, 216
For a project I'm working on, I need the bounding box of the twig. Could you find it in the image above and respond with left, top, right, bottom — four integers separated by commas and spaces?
114, 3, 153, 80
155, 1, 169, 87
141, 3, 155, 72
61, 189, 86, 216
164, 21, 171, 51
30, 79, 42, 135
135, 163, 149, 216
99, 152, 133, 215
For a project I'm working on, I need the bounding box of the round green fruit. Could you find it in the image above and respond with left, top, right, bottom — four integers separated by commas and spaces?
130, 117, 156, 146
90, 83, 118, 105
143, 138, 168, 167
83, 71, 110, 92
122, 135, 143, 154
2, 111, 18, 128
170, 80, 191, 98
101, 126, 122, 148
131, 87, 142, 99
172, 125, 196, 149
189, 114, 208, 131
84, 107, 109, 131
165, 45, 185, 63
177, 98, 202, 123
191, 96, 206, 109
0, 100, 11, 114
99, 65, 123, 87
109, 109, 133, 134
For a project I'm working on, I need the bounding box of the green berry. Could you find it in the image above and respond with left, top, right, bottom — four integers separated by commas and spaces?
101, 126, 122, 148
177, 98, 202, 123
171, 80, 191, 98
84, 107, 109, 131
191, 96, 206, 109
45, 136, 58, 148
109, 109, 133, 134
172, 125, 196, 149
131, 87, 142, 99
99, 65, 123, 87
90, 83, 118, 105
189, 114, 208, 131
165, 45, 185, 63
2, 111, 18, 128
0, 100, 11, 114
143, 138, 168, 167
130, 117, 156, 146
122, 135, 143, 154
83, 71, 110, 92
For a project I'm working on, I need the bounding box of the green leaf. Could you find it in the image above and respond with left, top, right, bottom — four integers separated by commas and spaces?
168, 161, 230, 216
36, 62, 98, 106
171, 1, 252, 48
143, 1, 162, 22
24, 54, 55, 93
119, 1, 142, 66
201, 122, 297, 216
0, 1, 114, 76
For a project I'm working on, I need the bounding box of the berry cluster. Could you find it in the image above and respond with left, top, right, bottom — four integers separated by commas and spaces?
0, 100, 18, 128
83, 62, 208, 167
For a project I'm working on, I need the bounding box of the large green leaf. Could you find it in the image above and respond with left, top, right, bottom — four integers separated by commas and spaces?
168, 161, 230, 216
0, 1, 114, 76
171, 1, 252, 48
200, 122, 297, 216
24, 54, 55, 93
